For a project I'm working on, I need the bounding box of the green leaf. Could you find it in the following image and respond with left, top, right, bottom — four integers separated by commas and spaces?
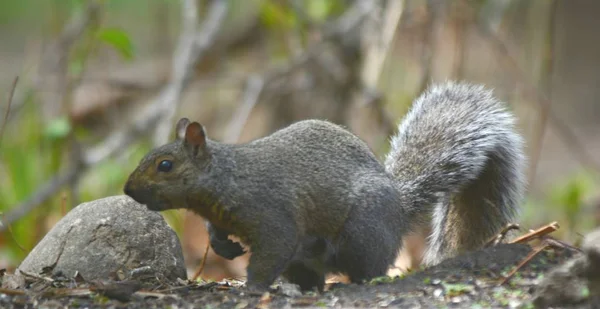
44, 116, 72, 140
305, 0, 333, 22
97, 27, 135, 60
259, 1, 297, 30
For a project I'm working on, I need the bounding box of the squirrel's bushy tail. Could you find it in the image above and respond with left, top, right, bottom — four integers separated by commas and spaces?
384, 81, 526, 266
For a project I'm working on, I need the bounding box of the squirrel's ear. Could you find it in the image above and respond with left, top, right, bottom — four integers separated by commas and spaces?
175, 118, 191, 140
184, 122, 207, 156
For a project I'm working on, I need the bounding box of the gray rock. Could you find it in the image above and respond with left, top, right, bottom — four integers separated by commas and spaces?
533, 227, 600, 308
13, 195, 186, 285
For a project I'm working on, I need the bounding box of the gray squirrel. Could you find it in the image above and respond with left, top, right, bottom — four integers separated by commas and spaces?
124, 81, 527, 292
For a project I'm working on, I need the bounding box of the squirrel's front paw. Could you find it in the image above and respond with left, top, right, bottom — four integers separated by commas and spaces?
210, 238, 246, 260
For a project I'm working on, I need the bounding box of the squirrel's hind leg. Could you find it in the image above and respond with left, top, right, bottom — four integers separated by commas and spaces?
333, 183, 405, 283
282, 262, 325, 292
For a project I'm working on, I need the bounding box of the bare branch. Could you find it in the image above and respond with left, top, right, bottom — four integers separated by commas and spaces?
224, 75, 264, 143
0, 0, 230, 229
153, 0, 230, 146
360, 0, 404, 90
322, 0, 377, 38
0, 76, 18, 147
0, 1, 104, 232
35, 0, 102, 122
526, 0, 558, 187
0, 164, 82, 231
87, 0, 229, 161
472, 6, 600, 175
223, 0, 379, 142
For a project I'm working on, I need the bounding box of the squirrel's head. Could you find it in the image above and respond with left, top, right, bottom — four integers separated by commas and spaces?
124, 118, 212, 211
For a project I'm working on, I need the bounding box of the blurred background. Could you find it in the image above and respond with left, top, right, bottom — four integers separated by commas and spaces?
1, 0, 599, 282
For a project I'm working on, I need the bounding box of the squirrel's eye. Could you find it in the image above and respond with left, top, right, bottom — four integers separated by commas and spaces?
157, 160, 173, 172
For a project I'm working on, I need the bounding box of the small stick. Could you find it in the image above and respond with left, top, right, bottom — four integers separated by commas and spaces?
0, 288, 26, 295
192, 241, 211, 281
19, 270, 54, 283
544, 236, 582, 253
485, 223, 521, 247
0, 76, 18, 147
61, 192, 68, 217
509, 221, 559, 244
499, 242, 549, 285
134, 290, 179, 300
1, 214, 26, 253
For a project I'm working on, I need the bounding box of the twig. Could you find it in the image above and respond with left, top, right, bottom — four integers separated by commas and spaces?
484, 223, 521, 247
0, 76, 18, 147
0, 288, 27, 296
509, 221, 560, 244
19, 269, 55, 283
60, 192, 68, 217
544, 237, 582, 253
499, 242, 549, 285
499, 232, 580, 286
134, 290, 179, 300
153, 0, 230, 146
0, 213, 26, 252
192, 241, 211, 281
224, 75, 264, 143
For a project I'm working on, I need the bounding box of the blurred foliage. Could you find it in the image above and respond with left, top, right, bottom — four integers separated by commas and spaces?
0, 0, 353, 268
0, 100, 66, 262
1, 0, 600, 271
522, 171, 599, 244
96, 27, 136, 61
0, 0, 142, 266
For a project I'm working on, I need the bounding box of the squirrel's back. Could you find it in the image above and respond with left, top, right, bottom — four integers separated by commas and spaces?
384, 81, 526, 265
229, 119, 395, 236
240, 119, 388, 183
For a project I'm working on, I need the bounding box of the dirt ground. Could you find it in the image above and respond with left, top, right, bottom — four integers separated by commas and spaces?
0, 242, 596, 309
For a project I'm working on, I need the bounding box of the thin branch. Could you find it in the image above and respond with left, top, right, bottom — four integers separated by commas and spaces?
360, 0, 404, 92
0, 164, 83, 231
153, 0, 230, 146
322, 0, 377, 38
352, 0, 404, 137
417, 0, 442, 94
35, 0, 102, 122
0, 1, 103, 232
0, 213, 26, 252
224, 75, 264, 143
509, 221, 560, 244
0, 76, 18, 147
223, 0, 378, 143
192, 241, 211, 281
526, 0, 558, 187
499, 242, 549, 285
472, 4, 600, 175
0, 0, 230, 229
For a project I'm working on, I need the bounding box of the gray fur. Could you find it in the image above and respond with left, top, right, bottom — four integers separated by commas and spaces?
124, 81, 526, 292
384, 81, 526, 265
